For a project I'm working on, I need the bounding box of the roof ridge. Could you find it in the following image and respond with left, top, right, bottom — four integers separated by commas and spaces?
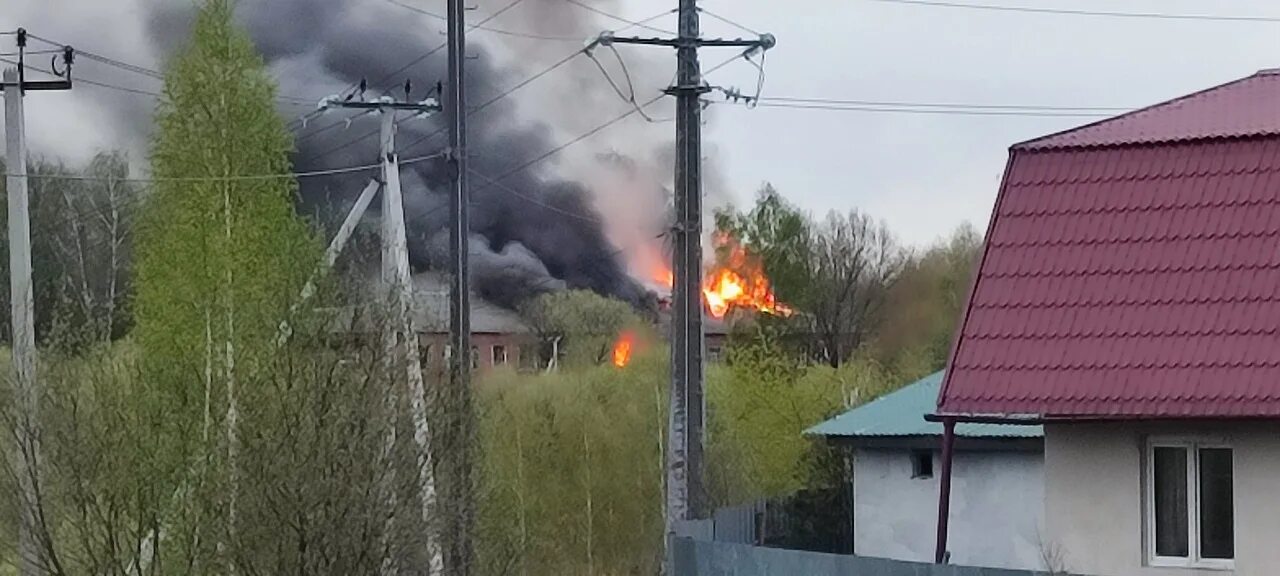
1013, 71, 1273, 150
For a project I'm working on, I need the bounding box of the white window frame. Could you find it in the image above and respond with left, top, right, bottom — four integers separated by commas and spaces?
492, 344, 508, 366
1145, 437, 1234, 571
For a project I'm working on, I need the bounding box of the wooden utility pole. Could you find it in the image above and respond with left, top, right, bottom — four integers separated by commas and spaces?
4, 31, 74, 576
607, 0, 774, 548
445, 0, 475, 573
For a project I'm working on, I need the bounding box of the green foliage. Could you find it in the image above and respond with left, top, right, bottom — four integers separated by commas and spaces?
872, 223, 982, 376
136, 0, 318, 384
707, 334, 893, 502
125, 0, 324, 572
520, 290, 642, 368
717, 185, 906, 367
0, 153, 139, 348
714, 184, 813, 307
476, 345, 667, 576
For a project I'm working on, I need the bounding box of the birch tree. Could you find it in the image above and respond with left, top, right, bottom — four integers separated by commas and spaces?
133, 0, 318, 571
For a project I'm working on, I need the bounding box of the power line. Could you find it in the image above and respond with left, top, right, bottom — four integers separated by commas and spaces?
73, 76, 164, 98
698, 7, 760, 36
401, 96, 665, 231
562, 0, 677, 35
24, 30, 322, 106
755, 95, 1132, 112
380, 0, 582, 41
864, 0, 1280, 23
477, 94, 665, 189
4, 151, 447, 183
312, 46, 585, 162
737, 101, 1111, 117
468, 168, 600, 223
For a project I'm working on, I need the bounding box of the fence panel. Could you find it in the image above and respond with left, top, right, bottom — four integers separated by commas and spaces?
671, 538, 1050, 576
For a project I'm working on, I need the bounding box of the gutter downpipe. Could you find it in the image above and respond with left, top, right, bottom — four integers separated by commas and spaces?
934, 418, 956, 564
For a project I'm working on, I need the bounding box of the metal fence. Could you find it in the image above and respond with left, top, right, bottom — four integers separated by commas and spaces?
681, 488, 852, 553
670, 538, 1053, 576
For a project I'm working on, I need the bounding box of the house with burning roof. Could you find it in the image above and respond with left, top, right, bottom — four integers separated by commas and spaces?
933, 68, 1280, 575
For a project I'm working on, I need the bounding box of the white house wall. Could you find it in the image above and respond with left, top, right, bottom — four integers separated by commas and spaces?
852, 447, 1045, 570
1044, 422, 1280, 576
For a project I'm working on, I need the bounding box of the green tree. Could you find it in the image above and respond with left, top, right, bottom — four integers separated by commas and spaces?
718, 187, 905, 367
714, 183, 813, 307
519, 290, 641, 369
0, 154, 139, 348
872, 223, 982, 376
132, 0, 319, 571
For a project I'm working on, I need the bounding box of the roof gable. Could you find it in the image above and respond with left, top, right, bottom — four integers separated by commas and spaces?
1019, 69, 1280, 151
940, 136, 1280, 419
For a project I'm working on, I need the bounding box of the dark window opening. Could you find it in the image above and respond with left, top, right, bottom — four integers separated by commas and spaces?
1149, 443, 1233, 564
1153, 446, 1190, 558
707, 345, 724, 362
910, 450, 933, 479
1198, 448, 1233, 560
492, 345, 507, 366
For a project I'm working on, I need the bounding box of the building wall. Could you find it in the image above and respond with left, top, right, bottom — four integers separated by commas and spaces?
852, 447, 1045, 570
416, 333, 535, 373
1044, 421, 1280, 576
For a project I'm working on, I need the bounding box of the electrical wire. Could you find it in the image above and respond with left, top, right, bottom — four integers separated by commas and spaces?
309, 2, 684, 160
474, 93, 665, 191
468, 168, 601, 224
863, 0, 1280, 23
74, 50, 164, 80
4, 151, 448, 183
331, 47, 586, 161
400, 94, 667, 231
73, 76, 164, 98
583, 43, 669, 124
562, 0, 676, 35
698, 7, 761, 36
738, 101, 1111, 117
379, 0, 582, 41
755, 96, 1132, 112
25, 30, 324, 107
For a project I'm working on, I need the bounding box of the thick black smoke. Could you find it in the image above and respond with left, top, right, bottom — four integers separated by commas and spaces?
148, 0, 663, 310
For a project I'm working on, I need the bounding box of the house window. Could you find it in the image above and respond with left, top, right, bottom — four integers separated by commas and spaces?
910, 450, 933, 479
492, 345, 508, 366
470, 347, 480, 370
1147, 440, 1233, 568
707, 345, 724, 362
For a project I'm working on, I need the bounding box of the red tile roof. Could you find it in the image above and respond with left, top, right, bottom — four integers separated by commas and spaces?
1022, 69, 1280, 150
939, 70, 1280, 419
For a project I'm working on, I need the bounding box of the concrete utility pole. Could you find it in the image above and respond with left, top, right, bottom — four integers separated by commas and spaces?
4, 64, 39, 576
607, 0, 774, 546
445, 0, 475, 573
316, 94, 442, 574
3, 31, 74, 576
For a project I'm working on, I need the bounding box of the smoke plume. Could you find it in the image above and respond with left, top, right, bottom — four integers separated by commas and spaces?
152, 0, 680, 310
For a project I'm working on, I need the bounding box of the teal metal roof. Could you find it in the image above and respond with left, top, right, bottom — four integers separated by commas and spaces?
805, 371, 1042, 439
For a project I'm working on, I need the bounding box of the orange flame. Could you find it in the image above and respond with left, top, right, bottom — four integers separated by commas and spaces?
652, 233, 793, 319
612, 331, 634, 368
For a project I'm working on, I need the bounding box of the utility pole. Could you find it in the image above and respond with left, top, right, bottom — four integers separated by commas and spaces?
445, 0, 474, 573
3, 30, 75, 576
316, 93, 443, 574
605, 0, 774, 548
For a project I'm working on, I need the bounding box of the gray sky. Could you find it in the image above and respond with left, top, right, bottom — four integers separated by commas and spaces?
4, 0, 1280, 247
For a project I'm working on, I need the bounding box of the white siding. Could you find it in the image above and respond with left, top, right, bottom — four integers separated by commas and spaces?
1045, 422, 1280, 576
853, 447, 1045, 570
